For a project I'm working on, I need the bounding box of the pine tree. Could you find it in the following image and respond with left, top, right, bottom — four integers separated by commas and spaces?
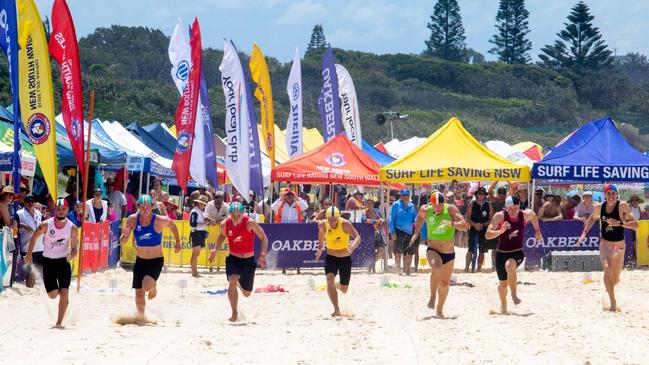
306, 24, 327, 53
539, 1, 613, 73
424, 0, 466, 62
489, 0, 532, 64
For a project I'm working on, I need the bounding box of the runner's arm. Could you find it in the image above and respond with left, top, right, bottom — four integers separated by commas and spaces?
69, 225, 79, 258
249, 221, 268, 256
25, 222, 48, 262
119, 215, 136, 245
618, 202, 639, 230
344, 220, 361, 251
523, 209, 542, 240
158, 216, 181, 250
449, 205, 469, 231
410, 206, 427, 241
213, 221, 228, 252
580, 204, 601, 236
485, 212, 505, 240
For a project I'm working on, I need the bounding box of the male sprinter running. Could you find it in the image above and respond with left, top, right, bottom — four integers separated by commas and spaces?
25, 199, 78, 328
486, 196, 541, 314
409, 192, 468, 318
316, 207, 361, 317
209, 202, 268, 322
578, 184, 637, 312
120, 195, 180, 319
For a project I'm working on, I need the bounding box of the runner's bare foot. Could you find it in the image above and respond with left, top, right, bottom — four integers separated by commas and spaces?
52, 324, 65, 329
512, 296, 522, 305
148, 286, 157, 300
229, 311, 238, 322
435, 309, 444, 318
331, 308, 341, 317
609, 300, 617, 312
500, 306, 508, 314
427, 296, 436, 309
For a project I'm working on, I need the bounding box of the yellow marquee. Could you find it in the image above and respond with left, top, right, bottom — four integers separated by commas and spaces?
380, 117, 530, 183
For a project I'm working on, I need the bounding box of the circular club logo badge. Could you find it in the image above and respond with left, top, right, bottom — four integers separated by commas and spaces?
177, 132, 192, 152
176, 61, 190, 81
325, 152, 346, 167
27, 113, 51, 145
292, 82, 300, 101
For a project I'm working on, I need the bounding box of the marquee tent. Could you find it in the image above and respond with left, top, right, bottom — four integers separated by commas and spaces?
532, 116, 649, 182
380, 117, 530, 183
513, 141, 543, 161
362, 139, 395, 166
127, 122, 175, 159
374, 142, 389, 154
272, 134, 381, 186
485, 140, 535, 167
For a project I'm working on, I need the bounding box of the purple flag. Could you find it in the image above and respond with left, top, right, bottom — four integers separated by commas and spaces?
239, 43, 264, 197
198, 66, 218, 188
318, 46, 342, 142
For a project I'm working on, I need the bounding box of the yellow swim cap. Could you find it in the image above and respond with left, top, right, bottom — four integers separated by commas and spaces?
325, 206, 340, 218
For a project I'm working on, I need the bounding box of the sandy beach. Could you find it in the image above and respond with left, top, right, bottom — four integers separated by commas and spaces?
2, 246, 648, 365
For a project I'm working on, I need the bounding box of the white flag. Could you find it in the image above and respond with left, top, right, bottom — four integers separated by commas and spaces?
219, 40, 250, 197
286, 47, 303, 159
335, 64, 362, 148
168, 19, 206, 187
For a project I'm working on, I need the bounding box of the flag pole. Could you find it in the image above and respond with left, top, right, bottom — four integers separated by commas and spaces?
77, 90, 95, 293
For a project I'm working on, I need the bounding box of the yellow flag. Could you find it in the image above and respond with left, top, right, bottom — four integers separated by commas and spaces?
17, 0, 58, 199
249, 44, 275, 167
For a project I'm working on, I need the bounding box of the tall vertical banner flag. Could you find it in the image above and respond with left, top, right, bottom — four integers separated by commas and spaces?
168, 19, 209, 188
219, 40, 251, 199
199, 66, 218, 188
335, 64, 362, 148
0, 0, 22, 193
171, 18, 202, 193
318, 46, 342, 142
17, 0, 58, 199
241, 45, 264, 197
285, 47, 303, 159
249, 43, 275, 167
49, 0, 84, 178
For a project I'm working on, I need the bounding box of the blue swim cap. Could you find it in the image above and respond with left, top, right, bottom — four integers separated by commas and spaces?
229, 202, 244, 213
138, 194, 153, 205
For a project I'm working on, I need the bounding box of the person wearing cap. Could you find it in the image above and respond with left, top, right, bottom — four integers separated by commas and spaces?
315, 206, 361, 317
120, 195, 181, 320
464, 187, 494, 273
108, 181, 127, 220
68, 201, 84, 227
627, 194, 644, 220
537, 193, 563, 222
409, 191, 468, 317
209, 202, 268, 322
85, 188, 109, 223
25, 199, 78, 328
533, 187, 545, 214
515, 185, 529, 211
578, 184, 637, 312
189, 195, 209, 277
16, 194, 43, 288
486, 196, 541, 314
491, 186, 507, 214
271, 188, 308, 223
389, 189, 418, 274
574, 191, 595, 222
361, 194, 385, 271
206, 191, 229, 225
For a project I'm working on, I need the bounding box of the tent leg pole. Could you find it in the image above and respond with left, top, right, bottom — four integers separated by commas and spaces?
146, 174, 151, 195
138, 170, 143, 196
531, 179, 536, 212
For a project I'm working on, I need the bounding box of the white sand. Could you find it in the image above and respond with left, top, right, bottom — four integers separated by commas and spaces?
2, 247, 648, 365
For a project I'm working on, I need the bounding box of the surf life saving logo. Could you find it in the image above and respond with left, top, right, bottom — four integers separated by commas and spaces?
325, 152, 346, 167
177, 132, 192, 152
27, 113, 51, 145
70, 119, 82, 139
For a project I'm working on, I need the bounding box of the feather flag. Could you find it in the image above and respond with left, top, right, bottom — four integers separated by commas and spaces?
249, 43, 275, 167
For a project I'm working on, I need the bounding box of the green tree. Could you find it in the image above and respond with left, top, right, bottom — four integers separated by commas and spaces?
489, 0, 532, 64
424, 0, 466, 62
306, 24, 327, 54
539, 1, 613, 73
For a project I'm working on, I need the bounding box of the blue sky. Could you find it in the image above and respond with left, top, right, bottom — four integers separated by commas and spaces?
35, 0, 649, 62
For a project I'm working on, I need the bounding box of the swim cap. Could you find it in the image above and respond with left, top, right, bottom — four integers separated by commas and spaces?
325, 206, 340, 218
229, 202, 244, 213
429, 192, 445, 205
604, 184, 618, 194
505, 195, 520, 208
138, 194, 153, 205
55, 199, 69, 208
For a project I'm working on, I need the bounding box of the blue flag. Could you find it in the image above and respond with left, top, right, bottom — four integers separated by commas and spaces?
0, 0, 22, 192
198, 65, 218, 188
318, 46, 342, 142
238, 42, 264, 198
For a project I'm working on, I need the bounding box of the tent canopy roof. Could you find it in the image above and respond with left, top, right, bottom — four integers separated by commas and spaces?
380, 117, 530, 183
272, 134, 381, 186
532, 116, 649, 182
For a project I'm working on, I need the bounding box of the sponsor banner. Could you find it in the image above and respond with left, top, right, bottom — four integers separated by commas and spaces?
335, 64, 361, 148
126, 154, 145, 171
635, 220, 649, 266
145, 158, 175, 179
382, 167, 525, 182
108, 220, 121, 267
522, 220, 636, 267
285, 47, 303, 159
318, 46, 342, 142
533, 165, 649, 182
249, 43, 276, 167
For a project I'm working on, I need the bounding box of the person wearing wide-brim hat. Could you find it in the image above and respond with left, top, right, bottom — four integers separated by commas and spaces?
189, 195, 209, 277
627, 194, 644, 220
0, 185, 15, 228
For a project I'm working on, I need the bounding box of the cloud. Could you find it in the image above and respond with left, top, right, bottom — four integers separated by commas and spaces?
276, 1, 327, 25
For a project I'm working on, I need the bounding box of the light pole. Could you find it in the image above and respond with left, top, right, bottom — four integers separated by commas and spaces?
376, 112, 409, 140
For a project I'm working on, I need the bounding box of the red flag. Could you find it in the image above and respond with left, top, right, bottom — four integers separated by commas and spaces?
49, 0, 84, 177
172, 18, 202, 193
